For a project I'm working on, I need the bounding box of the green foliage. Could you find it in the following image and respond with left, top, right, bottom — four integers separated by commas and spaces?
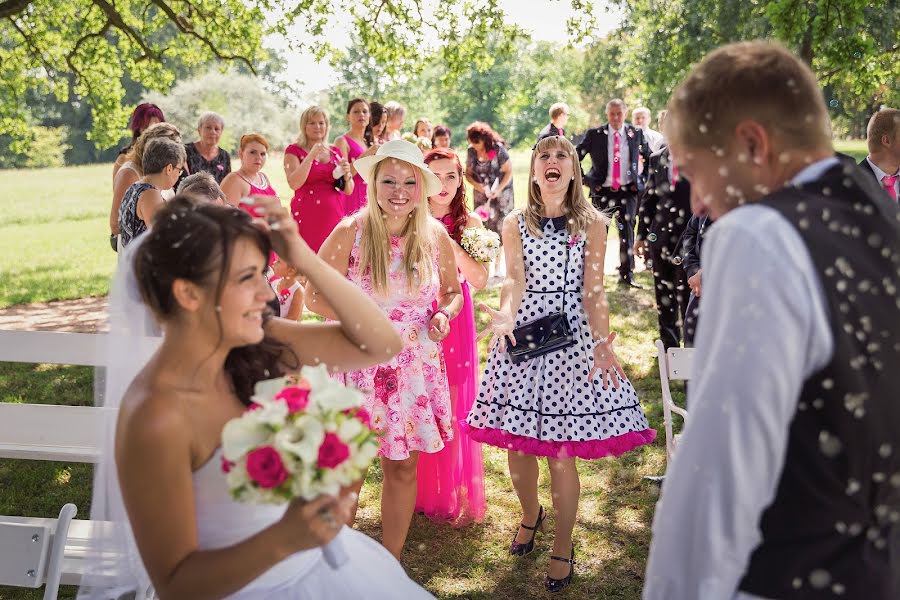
606, 0, 899, 133
1, 0, 270, 152
0, 125, 69, 169
143, 68, 298, 153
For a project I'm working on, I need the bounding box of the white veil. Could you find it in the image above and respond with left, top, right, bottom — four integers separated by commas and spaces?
79, 236, 161, 599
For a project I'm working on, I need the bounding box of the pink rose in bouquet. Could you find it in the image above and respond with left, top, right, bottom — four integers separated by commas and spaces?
318, 433, 351, 469
275, 384, 311, 413
246, 446, 289, 489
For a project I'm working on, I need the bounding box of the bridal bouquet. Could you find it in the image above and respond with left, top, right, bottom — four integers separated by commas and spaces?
460, 227, 502, 263
221, 364, 379, 567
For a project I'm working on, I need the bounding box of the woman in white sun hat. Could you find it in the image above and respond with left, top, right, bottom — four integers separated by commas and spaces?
306, 139, 463, 559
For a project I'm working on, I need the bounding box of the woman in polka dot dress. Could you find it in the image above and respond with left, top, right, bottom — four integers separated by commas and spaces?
463, 136, 656, 593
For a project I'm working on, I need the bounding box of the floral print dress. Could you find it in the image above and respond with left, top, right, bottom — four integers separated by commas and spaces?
341, 217, 453, 460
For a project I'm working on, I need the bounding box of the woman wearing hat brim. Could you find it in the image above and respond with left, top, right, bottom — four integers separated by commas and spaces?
306, 140, 463, 559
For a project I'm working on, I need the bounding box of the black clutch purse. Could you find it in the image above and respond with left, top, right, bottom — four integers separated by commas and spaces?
508, 243, 576, 365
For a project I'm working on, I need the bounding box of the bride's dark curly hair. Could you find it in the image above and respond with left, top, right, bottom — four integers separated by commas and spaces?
133, 197, 298, 405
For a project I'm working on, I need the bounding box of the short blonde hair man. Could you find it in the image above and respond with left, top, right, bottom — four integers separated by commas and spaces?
549, 102, 569, 120
645, 40, 900, 600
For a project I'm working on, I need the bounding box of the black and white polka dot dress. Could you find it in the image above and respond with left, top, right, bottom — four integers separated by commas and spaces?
462, 213, 656, 459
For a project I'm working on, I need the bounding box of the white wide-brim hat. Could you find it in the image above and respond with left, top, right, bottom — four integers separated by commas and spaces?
353, 139, 443, 198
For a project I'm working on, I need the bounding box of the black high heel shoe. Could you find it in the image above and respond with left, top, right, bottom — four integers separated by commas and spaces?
509, 505, 545, 556
544, 545, 576, 593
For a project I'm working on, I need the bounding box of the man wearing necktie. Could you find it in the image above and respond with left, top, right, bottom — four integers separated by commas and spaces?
859, 108, 899, 202
537, 102, 570, 143
576, 98, 651, 288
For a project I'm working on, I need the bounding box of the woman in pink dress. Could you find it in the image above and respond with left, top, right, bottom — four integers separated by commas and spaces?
334, 98, 380, 216
220, 133, 278, 217
416, 148, 488, 526
306, 140, 463, 559
283, 106, 354, 253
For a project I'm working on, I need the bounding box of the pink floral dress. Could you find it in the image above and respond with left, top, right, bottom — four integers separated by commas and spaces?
342, 218, 453, 460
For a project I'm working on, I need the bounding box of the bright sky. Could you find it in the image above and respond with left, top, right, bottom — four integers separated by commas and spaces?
265, 0, 622, 100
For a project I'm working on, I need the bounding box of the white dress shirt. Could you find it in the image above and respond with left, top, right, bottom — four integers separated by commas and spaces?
603, 125, 633, 186
642, 158, 838, 600
866, 156, 899, 198
642, 127, 665, 153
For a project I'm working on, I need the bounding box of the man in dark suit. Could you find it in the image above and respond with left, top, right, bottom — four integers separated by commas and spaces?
576, 98, 651, 287
537, 102, 570, 143
635, 147, 691, 348
858, 107, 899, 201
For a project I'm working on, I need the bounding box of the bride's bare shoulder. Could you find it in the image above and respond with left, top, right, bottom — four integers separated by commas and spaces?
117, 368, 192, 454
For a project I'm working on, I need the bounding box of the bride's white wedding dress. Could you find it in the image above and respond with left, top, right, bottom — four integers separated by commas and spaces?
77, 238, 434, 600
193, 448, 434, 599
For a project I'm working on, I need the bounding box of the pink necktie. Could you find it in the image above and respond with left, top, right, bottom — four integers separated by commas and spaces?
612, 130, 621, 190
883, 175, 898, 201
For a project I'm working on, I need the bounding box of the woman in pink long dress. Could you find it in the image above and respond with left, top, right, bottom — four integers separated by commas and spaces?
335, 98, 380, 216
416, 148, 489, 526
283, 106, 354, 253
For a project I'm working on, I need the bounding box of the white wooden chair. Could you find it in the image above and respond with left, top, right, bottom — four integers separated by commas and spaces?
655, 339, 693, 464
0, 403, 110, 463
0, 503, 76, 599
0, 329, 158, 599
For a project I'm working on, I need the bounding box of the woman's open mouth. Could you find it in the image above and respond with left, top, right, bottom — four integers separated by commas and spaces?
544, 168, 561, 182
439, 191, 449, 197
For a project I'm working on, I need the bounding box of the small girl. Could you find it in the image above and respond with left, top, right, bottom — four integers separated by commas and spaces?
271, 255, 305, 321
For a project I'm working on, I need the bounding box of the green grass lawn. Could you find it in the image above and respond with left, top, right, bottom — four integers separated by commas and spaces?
0, 138, 865, 599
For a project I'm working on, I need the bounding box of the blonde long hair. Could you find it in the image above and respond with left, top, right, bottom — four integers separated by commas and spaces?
296, 106, 330, 147
358, 161, 437, 295
524, 136, 605, 238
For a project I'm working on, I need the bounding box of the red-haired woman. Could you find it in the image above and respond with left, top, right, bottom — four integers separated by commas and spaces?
464, 121, 514, 236
416, 148, 488, 526
220, 133, 278, 214
113, 103, 165, 180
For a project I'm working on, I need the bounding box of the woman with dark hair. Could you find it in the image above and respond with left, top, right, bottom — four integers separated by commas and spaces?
113, 103, 165, 179
431, 125, 451, 150
415, 148, 488, 526
334, 98, 380, 215
369, 102, 387, 145
464, 121, 514, 236
105, 194, 433, 599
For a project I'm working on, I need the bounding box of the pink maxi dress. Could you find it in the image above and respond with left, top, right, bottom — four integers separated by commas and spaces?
415, 215, 487, 526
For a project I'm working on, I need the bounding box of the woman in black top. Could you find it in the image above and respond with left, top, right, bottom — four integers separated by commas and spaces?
184, 111, 231, 184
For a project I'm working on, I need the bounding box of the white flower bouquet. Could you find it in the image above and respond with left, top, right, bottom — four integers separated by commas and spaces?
221, 364, 379, 568
460, 227, 502, 263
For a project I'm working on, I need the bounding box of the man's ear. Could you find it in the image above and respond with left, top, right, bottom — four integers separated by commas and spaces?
172, 278, 204, 313
734, 120, 770, 166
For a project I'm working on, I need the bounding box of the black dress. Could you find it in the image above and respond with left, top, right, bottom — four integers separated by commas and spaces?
184, 142, 231, 184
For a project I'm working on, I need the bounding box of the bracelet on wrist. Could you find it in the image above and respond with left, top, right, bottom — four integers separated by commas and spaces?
434, 308, 451, 321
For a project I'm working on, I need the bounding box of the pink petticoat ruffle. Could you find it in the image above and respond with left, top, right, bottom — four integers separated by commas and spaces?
460, 422, 656, 460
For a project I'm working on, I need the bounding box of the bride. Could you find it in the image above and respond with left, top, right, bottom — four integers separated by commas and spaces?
80, 194, 433, 599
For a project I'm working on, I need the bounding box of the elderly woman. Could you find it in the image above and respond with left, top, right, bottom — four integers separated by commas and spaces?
184, 111, 231, 183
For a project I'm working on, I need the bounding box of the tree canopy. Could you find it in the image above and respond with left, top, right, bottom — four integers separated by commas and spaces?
1, 0, 895, 162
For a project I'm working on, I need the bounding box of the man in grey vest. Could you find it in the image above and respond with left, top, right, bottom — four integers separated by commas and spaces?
643, 40, 900, 599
